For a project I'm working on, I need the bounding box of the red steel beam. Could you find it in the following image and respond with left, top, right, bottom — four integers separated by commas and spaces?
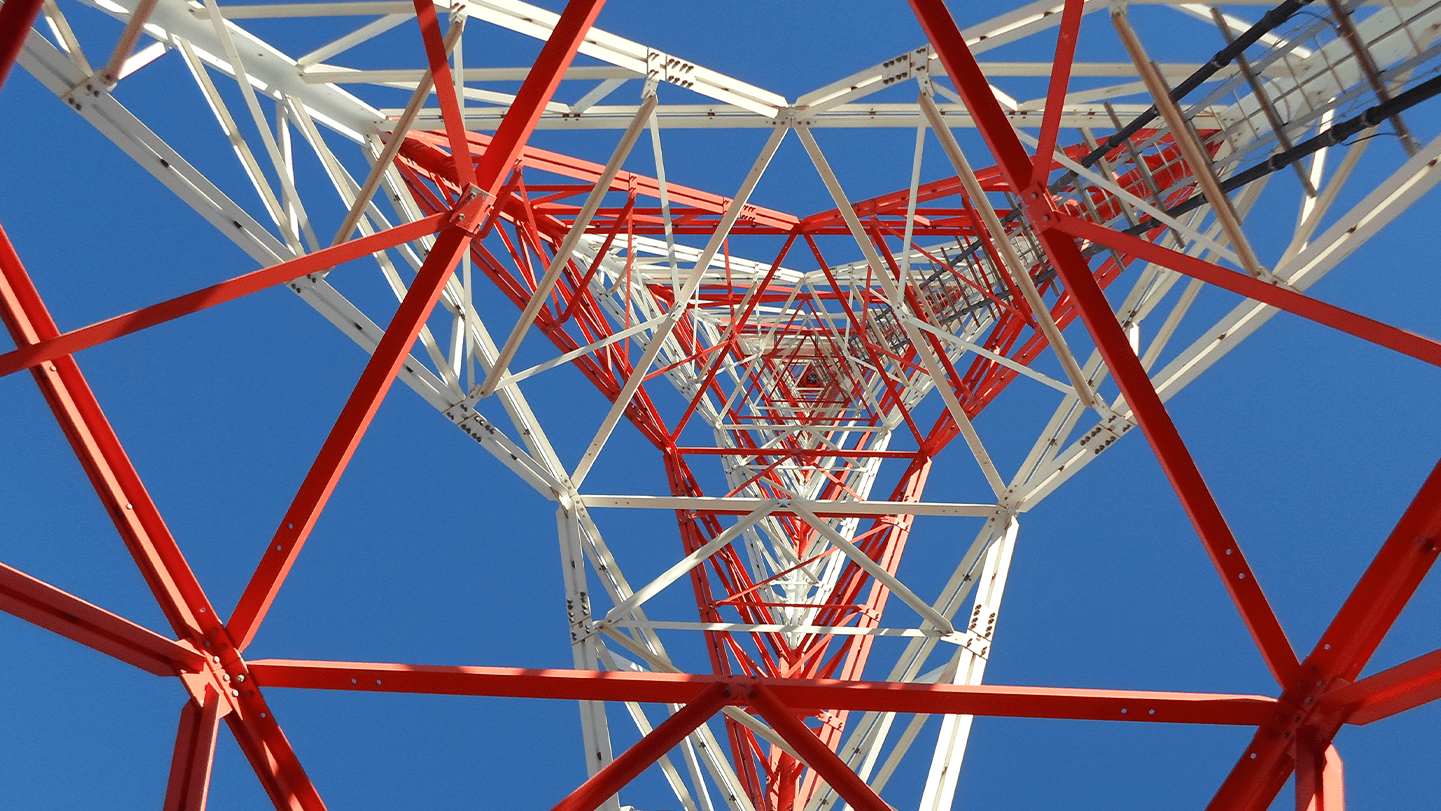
225, 225, 474, 649
245, 659, 1278, 725
1054, 214, 1441, 368
1322, 646, 1441, 725
0, 213, 446, 379
411, 0, 476, 189
549, 682, 732, 811
0, 222, 328, 809
747, 685, 889, 811
471, 0, 607, 192
0, 222, 217, 641
906, 0, 1300, 686
1295, 743, 1344, 811
0, 0, 43, 92
1306, 460, 1441, 681
1032, 0, 1086, 185
162, 692, 224, 811
1206, 459, 1441, 811
229, 0, 609, 650
0, 560, 204, 676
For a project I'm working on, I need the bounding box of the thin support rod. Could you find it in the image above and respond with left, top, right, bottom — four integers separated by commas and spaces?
907, 0, 1299, 685
919, 91, 1096, 409
550, 682, 732, 811
1113, 7, 1268, 280
479, 92, 657, 398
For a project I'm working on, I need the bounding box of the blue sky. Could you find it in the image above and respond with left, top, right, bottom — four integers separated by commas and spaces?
2, 1, 1440, 809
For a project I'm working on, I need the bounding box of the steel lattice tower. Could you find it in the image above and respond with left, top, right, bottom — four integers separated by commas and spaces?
1, 0, 1439, 809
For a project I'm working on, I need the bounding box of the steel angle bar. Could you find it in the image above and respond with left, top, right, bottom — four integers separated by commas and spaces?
610, 699, 705, 811
594, 640, 759, 811
18, 33, 289, 265
248, 659, 1279, 723
173, 36, 303, 253
648, 100, 682, 292
162, 692, 223, 811
411, 0, 474, 188
451, 0, 785, 116
795, 125, 1007, 497
501, 314, 668, 387
569, 126, 787, 487
1294, 743, 1345, 811
0, 224, 219, 640
226, 227, 476, 650
802, 516, 1010, 811
230, 0, 608, 649
906, 316, 1075, 394
549, 683, 732, 811
195, 0, 322, 250
916, 516, 1017, 811
608, 621, 975, 639
99, 0, 159, 86
746, 685, 891, 811
578, 495, 996, 517
591, 643, 712, 811
1009, 126, 1243, 264
1055, 214, 1441, 368
557, 508, 619, 804
1205, 459, 1441, 811
908, 0, 1300, 685
297, 14, 411, 67
1145, 129, 1441, 400
79, 0, 380, 140
1, 225, 328, 811
1031, 0, 1086, 186
0, 560, 204, 676
1013, 189, 1256, 504
919, 92, 1097, 406
480, 93, 658, 398
1322, 646, 1441, 725
591, 503, 777, 632
790, 504, 956, 636
1112, 7, 1268, 280
0, 214, 445, 379
332, 18, 463, 247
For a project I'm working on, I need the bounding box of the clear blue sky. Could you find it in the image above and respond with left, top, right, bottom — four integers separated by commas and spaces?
1, 2, 1439, 809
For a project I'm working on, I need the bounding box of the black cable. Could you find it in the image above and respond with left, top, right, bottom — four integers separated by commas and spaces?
1118, 70, 1441, 238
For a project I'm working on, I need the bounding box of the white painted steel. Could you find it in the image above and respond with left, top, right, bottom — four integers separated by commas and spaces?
13, 0, 1441, 808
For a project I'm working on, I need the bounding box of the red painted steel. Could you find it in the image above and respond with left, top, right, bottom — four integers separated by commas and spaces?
244, 659, 1279, 725
549, 682, 733, 811
0, 222, 328, 810
1323, 646, 1441, 725
227, 0, 609, 650
0, 560, 202, 676
1032, 0, 1086, 186
1205, 459, 1441, 811
4, 1, 1441, 807
0, 0, 44, 92
905, 0, 1301, 687
0, 213, 447, 379
162, 691, 223, 811
411, 0, 476, 189
1055, 213, 1441, 368
225, 224, 476, 649
1295, 743, 1344, 811
748, 685, 890, 811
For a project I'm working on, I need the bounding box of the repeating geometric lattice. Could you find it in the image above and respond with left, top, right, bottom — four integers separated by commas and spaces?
1, 0, 1440, 809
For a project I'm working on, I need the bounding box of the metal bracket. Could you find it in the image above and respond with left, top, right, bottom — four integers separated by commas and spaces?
448, 184, 492, 233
